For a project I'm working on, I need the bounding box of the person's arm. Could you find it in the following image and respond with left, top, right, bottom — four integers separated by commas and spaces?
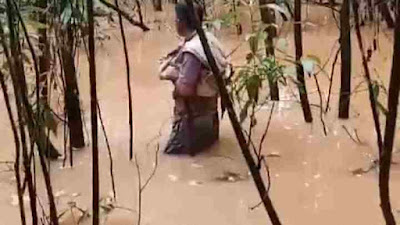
159, 62, 179, 81
159, 42, 184, 81
174, 52, 202, 97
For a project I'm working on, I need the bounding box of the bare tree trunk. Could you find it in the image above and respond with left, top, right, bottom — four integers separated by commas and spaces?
0, 71, 27, 225
380, 3, 395, 28
185, 0, 282, 224
294, 0, 313, 122
379, 3, 400, 224
5, 1, 59, 223
4, 3, 39, 224
338, 0, 351, 119
87, 0, 100, 222
153, 0, 163, 11
62, 25, 85, 149
259, 0, 279, 100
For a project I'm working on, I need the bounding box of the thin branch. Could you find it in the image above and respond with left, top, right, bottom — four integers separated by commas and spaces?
113, 0, 134, 161
140, 144, 160, 192
250, 156, 272, 210
325, 47, 341, 113
0, 70, 27, 225
134, 154, 142, 225
258, 102, 275, 159
98, 0, 150, 31
313, 74, 327, 136
342, 125, 363, 144
97, 101, 117, 200
353, 0, 384, 154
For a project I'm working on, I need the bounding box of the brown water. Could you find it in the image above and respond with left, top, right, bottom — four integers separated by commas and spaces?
1, 3, 400, 225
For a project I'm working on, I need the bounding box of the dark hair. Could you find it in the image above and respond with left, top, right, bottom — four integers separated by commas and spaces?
175, 2, 203, 30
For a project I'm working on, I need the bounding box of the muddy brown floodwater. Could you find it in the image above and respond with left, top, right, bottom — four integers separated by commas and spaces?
1, 3, 400, 225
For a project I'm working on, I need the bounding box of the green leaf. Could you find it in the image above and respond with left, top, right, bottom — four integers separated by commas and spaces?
246, 75, 261, 102
372, 82, 380, 99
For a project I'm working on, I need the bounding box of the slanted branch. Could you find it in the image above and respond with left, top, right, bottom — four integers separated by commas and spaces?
98, 0, 150, 31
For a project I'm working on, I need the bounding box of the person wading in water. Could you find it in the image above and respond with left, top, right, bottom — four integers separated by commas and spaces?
159, 2, 229, 155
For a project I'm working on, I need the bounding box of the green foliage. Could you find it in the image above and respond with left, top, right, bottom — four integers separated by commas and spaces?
205, 11, 240, 31
230, 56, 285, 123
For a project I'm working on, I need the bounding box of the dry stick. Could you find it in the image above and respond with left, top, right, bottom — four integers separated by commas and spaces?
96, 102, 117, 200
313, 74, 328, 136
98, 0, 150, 31
184, 0, 282, 224
87, 0, 100, 222
114, 0, 134, 161
325, 47, 341, 113
352, 0, 383, 155
0, 71, 27, 225
378, 3, 400, 224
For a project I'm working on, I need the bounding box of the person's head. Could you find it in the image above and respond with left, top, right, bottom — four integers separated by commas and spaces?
175, 2, 204, 37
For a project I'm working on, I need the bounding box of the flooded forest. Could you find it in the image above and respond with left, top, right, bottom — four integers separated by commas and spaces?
1, 0, 400, 224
